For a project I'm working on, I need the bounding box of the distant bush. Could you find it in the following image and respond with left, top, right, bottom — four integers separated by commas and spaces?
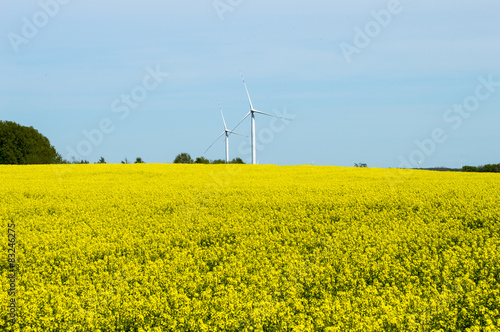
195, 157, 210, 164
479, 164, 500, 173
230, 158, 245, 164
174, 153, 194, 164
178, 154, 246, 165
462, 166, 479, 172
462, 164, 499, 173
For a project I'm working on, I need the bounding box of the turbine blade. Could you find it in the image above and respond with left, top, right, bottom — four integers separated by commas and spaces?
227, 130, 247, 137
253, 109, 288, 119
219, 104, 228, 131
204, 132, 225, 154
231, 111, 251, 132
240, 72, 254, 110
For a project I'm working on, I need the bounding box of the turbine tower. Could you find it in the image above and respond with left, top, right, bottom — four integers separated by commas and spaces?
233, 73, 288, 165
205, 105, 244, 163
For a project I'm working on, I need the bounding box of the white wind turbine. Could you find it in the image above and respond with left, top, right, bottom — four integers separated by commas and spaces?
233, 73, 289, 165
205, 104, 244, 163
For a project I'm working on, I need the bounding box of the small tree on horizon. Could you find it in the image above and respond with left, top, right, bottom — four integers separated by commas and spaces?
174, 153, 193, 164
195, 156, 210, 164
230, 157, 245, 164
96, 157, 106, 164
135, 157, 145, 164
462, 165, 478, 172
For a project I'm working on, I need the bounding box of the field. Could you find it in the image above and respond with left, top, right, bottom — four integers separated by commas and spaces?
1, 164, 500, 331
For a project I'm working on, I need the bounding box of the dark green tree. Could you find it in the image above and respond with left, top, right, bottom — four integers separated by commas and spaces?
230, 157, 245, 164
462, 164, 500, 173
462, 166, 478, 172
135, 157, 145, 164
0, 121, 63, 164
96, 157, 106, 164
479, 164, 500, 173
195, 156, 210, 164
174, 153, 193, 164
211, 159, 226, 164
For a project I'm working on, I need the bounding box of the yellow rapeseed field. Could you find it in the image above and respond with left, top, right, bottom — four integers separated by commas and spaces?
1, 164, 499, 331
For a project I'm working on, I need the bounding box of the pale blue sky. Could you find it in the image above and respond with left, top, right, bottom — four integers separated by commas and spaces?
1, 0, 499, 167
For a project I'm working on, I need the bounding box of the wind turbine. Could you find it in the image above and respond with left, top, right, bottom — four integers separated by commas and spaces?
233, 73, 289, 165
205, 104, 244, 163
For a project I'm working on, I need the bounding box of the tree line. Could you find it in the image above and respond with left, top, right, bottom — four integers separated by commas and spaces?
68, 154, 245, 165
173, 153, 245, 164
0, 121, 245, 165
71, 157, 145, 164
462, 164, 500, 173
